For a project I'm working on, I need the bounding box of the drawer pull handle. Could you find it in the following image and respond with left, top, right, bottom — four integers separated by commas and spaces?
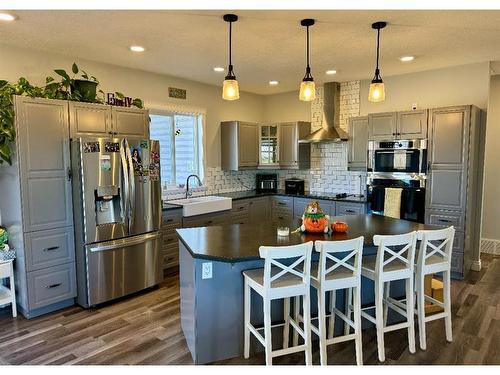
278, 216, 284, 220
166, 219, 173, 223
45, 246, 60, 252
438, 219, 452, 223
207, 220, 213, 224
46, 283, 62, 289
345, 210, 355, 213
278, 202, 286, 206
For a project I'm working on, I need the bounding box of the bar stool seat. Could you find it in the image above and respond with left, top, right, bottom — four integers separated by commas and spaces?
244, 268, 305, 291
362, 255, 411, 277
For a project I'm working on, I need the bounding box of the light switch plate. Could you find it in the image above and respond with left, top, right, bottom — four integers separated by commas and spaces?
202, 262, 213, 279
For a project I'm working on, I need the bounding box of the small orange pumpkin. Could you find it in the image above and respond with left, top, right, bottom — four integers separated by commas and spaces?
331, 221, 349, 233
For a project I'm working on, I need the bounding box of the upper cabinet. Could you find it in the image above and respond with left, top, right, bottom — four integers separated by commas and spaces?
368, 110, 428, 140
221, 121, 259, 171
69, 102, 149, 139
279, 121, 311, 170
259, 124, 280, 168
348, 116, 368, 171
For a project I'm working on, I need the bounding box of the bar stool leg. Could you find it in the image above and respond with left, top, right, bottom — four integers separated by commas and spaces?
283, 297, 290, 349
244, 278, 251, 359
328, 290, 336, 339
383, 281, 390, 326
9, 261, 17, 318
406, 276, 416, 354
374, 279, 386, 362
344, 288, 352, 335
303, 291, 313, 365
443, 270, 453, 343
263, 297, 273, 365
317, 288, 328, 365
416, 272, 427, 350
354, 285, 363, 365
293, 296, 300, 346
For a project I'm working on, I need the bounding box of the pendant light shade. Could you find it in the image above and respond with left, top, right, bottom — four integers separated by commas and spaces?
368, 21, 387, 103
299, 19, 316, 102
222, 14, 239, 101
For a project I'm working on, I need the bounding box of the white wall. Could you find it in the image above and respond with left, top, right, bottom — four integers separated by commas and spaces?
359, 62, 490, 114
262, 90, 310, 123
0, 44, 265, 168
482, 74, 500, 241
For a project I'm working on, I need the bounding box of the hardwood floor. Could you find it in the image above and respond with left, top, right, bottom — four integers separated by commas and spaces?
0, 254, 499, 365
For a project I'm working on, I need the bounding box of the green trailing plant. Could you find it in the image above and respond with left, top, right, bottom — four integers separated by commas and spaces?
0, 63, 145, 165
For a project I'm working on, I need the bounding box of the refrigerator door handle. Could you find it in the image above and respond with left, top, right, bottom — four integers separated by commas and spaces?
124, 139, 136, 230
119, 139, 130, 224
88, 232, 160, 253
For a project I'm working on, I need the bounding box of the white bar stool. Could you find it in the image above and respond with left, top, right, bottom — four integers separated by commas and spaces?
0, 259, 17, 317
311, 237, 364, 365
414, 227, 455, 350
360, 231, 417, 362
243, 241, 313, 365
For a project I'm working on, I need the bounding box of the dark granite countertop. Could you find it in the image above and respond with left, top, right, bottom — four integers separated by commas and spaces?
163, 189, 367, 211
176, 214, 429, 262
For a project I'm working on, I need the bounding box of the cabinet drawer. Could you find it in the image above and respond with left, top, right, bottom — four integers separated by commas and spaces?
272, 196, 294, 209
425, 210, 464, 230
25, 227, 75, 272
27, 262, 77, 310
162, 232, 178, 248
232, 214, 250, 225
162, 250, 179, 269
182, 212, 229, 228
336, 202, 366, 216
162, 210, 183, 229
231, 200, 250, 214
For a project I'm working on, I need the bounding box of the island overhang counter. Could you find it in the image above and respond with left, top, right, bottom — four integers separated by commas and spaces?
177, 214, 430, 364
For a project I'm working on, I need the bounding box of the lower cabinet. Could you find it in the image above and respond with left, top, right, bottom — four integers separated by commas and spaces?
335, 202, 367, 216
271, 196, 294, 226
161, 209, 183, 272
249, 197, 270, 223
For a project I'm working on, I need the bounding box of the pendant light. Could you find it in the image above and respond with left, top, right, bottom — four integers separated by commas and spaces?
368, 21, 387, 103
222, 14, 239, 101
299, 19, 316, 102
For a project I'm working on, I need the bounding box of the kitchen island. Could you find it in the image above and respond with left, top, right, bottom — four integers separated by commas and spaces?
177, 214, 429, 364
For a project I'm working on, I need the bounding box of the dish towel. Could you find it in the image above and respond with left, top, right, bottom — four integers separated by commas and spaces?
384, 187, 403, 219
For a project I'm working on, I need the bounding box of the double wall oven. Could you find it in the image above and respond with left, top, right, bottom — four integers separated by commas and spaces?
367, 139, 427, 223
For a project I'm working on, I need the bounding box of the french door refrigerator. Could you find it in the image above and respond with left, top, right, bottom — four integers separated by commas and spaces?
71, 137, 162, 307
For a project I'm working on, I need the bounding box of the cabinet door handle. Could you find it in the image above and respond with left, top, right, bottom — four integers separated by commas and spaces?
438, 219, 452, 223
44, 246, 60, 252
46, 283, 62, 289
207, 220, 213, 224
278, 202, 286, 206
67, 167, 73, 181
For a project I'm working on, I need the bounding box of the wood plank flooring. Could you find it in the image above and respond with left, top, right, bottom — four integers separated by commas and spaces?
0, 254, 499, 365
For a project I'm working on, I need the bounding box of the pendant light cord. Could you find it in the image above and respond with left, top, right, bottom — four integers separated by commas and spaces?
376, 27, 380, 72
306, 25, 310, 70
229, 21, 232, 67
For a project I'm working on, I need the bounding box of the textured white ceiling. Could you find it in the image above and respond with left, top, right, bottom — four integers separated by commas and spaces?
1, 10, 500, 94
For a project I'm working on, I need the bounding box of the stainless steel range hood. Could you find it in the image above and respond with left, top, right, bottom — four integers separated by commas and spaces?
299, 81, 349, 143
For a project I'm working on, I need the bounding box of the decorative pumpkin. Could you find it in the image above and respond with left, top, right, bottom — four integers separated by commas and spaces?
300, 201, 330, 233
331, 221, 349, 233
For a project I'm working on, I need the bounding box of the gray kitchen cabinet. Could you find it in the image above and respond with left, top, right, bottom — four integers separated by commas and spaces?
221, 121, 259, 170
161, 209, 183, 271
425, 105, 485, 278
231, 199, 251, 224
182, 210, 230, 228
111, 106, 149, 138
348, 116, 368, 170
368, 112, 397, 140
335, 202, 367, 216
258, 124, 280, 168
397, 110, 428, 139
279, 121, 311, 169
271, 196, 294, 225
0, 96, 77, 318
69, 101, 113, 138
249, 197, 270, 223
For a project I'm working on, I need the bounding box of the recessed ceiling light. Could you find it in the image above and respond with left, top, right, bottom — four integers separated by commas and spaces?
326, 70, 337, 75
129, 45, 145, 53
399, 56, 415, 62
269, 80, 279, 86
213, 67, 225, 72
0, 13, 16, 21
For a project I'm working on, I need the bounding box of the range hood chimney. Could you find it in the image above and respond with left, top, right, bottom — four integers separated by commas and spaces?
299, 81, 349, 143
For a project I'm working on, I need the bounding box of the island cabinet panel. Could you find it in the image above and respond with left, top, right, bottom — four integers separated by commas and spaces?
69, 102, 113, 138
368, 112, 398, 140
161, 209, 182, 271
348, 116, 368, 171
111, 106, 149, 138
397, 110, 428, 139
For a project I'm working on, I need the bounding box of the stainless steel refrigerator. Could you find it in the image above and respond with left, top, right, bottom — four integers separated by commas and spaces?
71, 137, 162, 307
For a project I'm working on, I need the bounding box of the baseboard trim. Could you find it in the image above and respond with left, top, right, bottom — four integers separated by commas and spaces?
481, 238, 500, 255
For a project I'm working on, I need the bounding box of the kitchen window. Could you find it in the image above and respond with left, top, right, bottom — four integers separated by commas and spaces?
149, 111, 204, 190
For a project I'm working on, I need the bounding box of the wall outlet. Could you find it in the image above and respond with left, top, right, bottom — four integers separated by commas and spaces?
202, 262, 213, 279
411, 102, 418, 110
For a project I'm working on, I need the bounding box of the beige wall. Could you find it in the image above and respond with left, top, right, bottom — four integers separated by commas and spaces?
262, 90, 310, 123
359, 62, 490, 114
482, 74, 500, 240
0, 44, 265, 168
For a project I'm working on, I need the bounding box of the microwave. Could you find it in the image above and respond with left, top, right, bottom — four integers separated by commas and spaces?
368, 139, 427, 175
256, 173, 278, 192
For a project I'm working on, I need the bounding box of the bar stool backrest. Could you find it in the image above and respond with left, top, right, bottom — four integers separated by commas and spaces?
416, 227, 455, 268
373, 231, 417, 275
314, 237, 364, 283
259, 241, 313, 290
